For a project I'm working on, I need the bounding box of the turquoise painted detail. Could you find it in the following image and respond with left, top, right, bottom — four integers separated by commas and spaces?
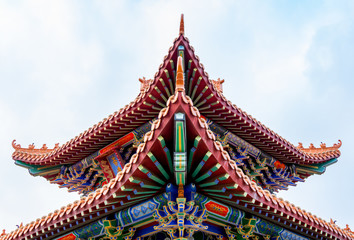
296, 158, 338, 175
116, 194, 167, 227
56, 218, 105, 239
158, 136, 173, 173
147, 152, 170, 180
174, 113, 187, 185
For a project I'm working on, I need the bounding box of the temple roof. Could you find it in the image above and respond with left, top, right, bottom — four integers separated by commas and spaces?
11, 24, 341, 168
1, 91, 351, 240
3, 14, 348, 240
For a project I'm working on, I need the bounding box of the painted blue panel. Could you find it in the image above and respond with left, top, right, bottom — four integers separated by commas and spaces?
107, 152, 124, 176
116, 194, 167, 227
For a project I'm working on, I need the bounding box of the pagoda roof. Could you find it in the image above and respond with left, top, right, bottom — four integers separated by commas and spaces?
4, 14, 348, 240
1, 91, 351, 240
11, 26, 341, 168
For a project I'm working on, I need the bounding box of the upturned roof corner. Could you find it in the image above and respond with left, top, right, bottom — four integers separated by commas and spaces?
4, 15, 350, 240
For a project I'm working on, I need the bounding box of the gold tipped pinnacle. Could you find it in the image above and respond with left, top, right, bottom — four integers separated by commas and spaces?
176, 56, 185, 92
179, 14, 184, 36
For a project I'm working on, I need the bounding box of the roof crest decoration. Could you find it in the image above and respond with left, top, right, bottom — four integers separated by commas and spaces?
297, 140, 342, 154
344, 225, 354, 234
12, 140, 59, 154
211, 78, 225, 93
139, 77, 153, 93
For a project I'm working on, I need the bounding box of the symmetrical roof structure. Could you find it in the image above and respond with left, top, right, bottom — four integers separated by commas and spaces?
2, 15, 350, 240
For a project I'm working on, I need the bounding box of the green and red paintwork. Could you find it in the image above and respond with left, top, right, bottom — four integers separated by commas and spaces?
6, 14, 345, 240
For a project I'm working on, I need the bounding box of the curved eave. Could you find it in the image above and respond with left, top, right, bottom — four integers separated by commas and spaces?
179, 36, 342, 165
11, 35, 186, 167
2, 92, 352, 240
172, 93, 351, 239
296, 158, 338, 176
11, 34, 341, 168
15, 160, 61, 178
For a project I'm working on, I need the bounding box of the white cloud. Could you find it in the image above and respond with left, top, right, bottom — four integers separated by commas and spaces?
0, 0, 103, 231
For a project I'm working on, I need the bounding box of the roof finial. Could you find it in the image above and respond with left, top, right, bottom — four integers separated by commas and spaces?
139, 77, 152, 92
176, 56, 185, 92
179, 14, 184, 36
211, 78, 225, 92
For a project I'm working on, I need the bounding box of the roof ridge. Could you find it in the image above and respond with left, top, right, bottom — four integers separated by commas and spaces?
3, 91, 351, 240
180, 35, 342, 164
176, 91, 352, 240
2, 91, 187, 240
11, 36, 185, 166
12, 140, 59, 155
297, 140, 342, 154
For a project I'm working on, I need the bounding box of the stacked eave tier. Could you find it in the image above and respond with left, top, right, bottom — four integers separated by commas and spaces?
3, 92, 351, 240
11, 34, 341, 193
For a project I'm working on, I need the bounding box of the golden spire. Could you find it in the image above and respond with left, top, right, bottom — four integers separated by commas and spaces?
179, 14, 184, 36
176, 56, 185, 92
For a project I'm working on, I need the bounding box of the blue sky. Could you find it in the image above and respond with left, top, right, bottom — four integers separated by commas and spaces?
0, 0, 353, 234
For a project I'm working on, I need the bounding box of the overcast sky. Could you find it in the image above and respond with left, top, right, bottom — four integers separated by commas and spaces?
0, 0, 353, 234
